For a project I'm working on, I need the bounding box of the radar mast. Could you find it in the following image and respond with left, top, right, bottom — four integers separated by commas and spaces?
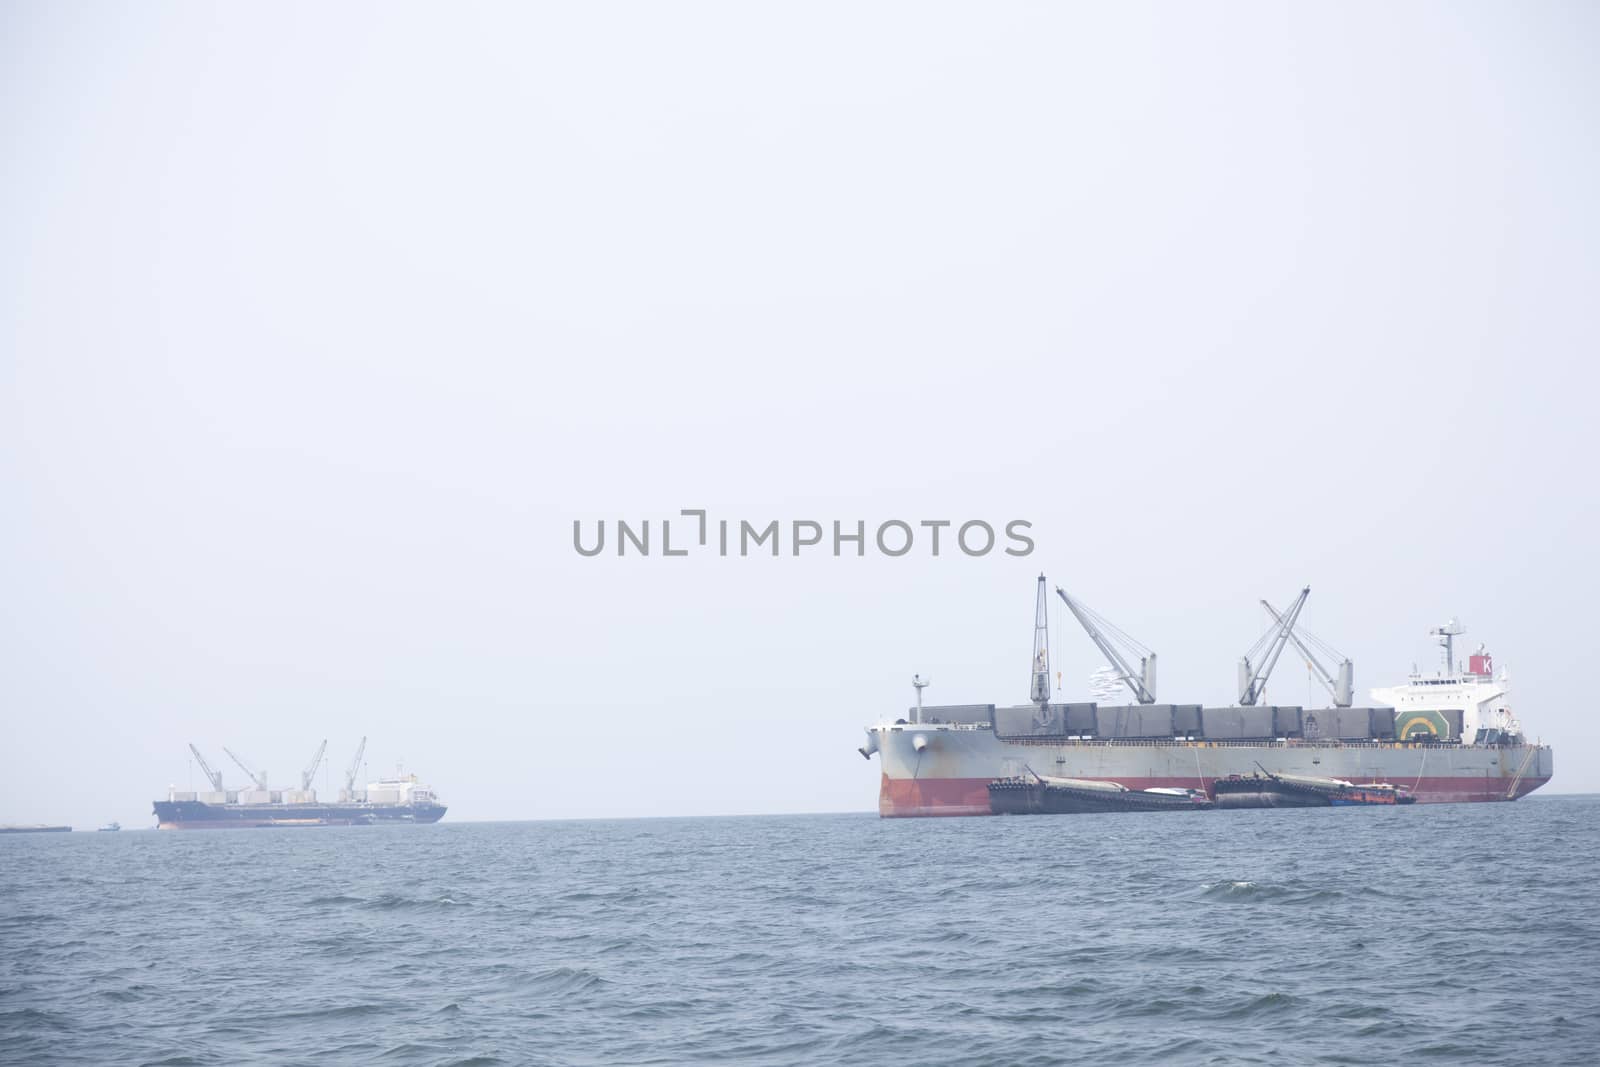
1431, 619, 1465, 674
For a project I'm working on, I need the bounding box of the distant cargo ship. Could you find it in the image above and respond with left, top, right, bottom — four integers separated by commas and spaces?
153, 737, 446, 829
0, 824, 72, 834
859, 577, 1553, 816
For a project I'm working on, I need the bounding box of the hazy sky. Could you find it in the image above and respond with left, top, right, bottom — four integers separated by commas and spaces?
4, 2, 1598, 827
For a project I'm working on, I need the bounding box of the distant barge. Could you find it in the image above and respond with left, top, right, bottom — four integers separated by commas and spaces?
0, 825, 72, 834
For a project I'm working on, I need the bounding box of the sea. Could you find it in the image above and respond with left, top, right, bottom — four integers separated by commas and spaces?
3, 796, 1599, 1066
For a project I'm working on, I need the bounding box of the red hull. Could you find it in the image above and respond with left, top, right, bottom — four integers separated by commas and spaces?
155, 819, 366, 830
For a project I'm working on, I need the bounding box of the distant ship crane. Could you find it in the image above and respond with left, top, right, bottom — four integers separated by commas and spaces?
223, 747, 268, 791
341, 736, 367, 801
299, 739, 328, 792
187, 744, 225, 792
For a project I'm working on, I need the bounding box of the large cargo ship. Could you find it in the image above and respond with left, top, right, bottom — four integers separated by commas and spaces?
859, 578, 1552, 816
153, 738, 446, 829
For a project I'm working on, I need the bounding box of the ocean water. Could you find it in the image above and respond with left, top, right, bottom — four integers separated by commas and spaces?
3, 797, 1599, 1066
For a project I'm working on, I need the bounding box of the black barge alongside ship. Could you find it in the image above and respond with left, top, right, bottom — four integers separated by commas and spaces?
1210, 771, 1415, 808
987, 769, 1413, 815
988, 774, 1213, 814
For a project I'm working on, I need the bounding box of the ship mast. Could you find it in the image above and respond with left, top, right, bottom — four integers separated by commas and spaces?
911, 675, 929, 724
1431, 619, 1464, 674
1030, 574, 1051, 708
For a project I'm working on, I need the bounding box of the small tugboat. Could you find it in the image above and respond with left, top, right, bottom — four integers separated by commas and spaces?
97, 822, 122, 832
989, 771, 1213, 815
1329, 783, 1415, 806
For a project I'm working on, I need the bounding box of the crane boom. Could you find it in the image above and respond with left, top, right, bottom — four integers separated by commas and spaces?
1238, 587, 1310, 706
1054, 587, 1156, 704
1262, 600, 1353, 707
299, 739, 328, 791
223, 746, 268, 790
343, 736, 367, 797
188, 744, 224, 792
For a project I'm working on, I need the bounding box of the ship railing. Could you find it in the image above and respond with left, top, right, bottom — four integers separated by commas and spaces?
993, 736, 1480, 751
883, 720, 1549, 753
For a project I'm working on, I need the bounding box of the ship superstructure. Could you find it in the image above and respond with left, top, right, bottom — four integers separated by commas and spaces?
152, 738, 447, 829
1370, 622, 1525, 746
859, 577, 1552, 816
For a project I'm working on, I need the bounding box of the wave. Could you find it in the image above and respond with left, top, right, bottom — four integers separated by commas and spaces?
1197, 880, 1348, 904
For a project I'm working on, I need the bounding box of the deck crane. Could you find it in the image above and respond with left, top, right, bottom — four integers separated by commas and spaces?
1030, 575, 1051, 708
188, 744, 225, 792
341, 736, 367, 802
223, 747, 268, 790
1237, 586, 1310, 706
299, 739, 328, 792
1261, 599, 1353, 707
1054, 586, 1157, 704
